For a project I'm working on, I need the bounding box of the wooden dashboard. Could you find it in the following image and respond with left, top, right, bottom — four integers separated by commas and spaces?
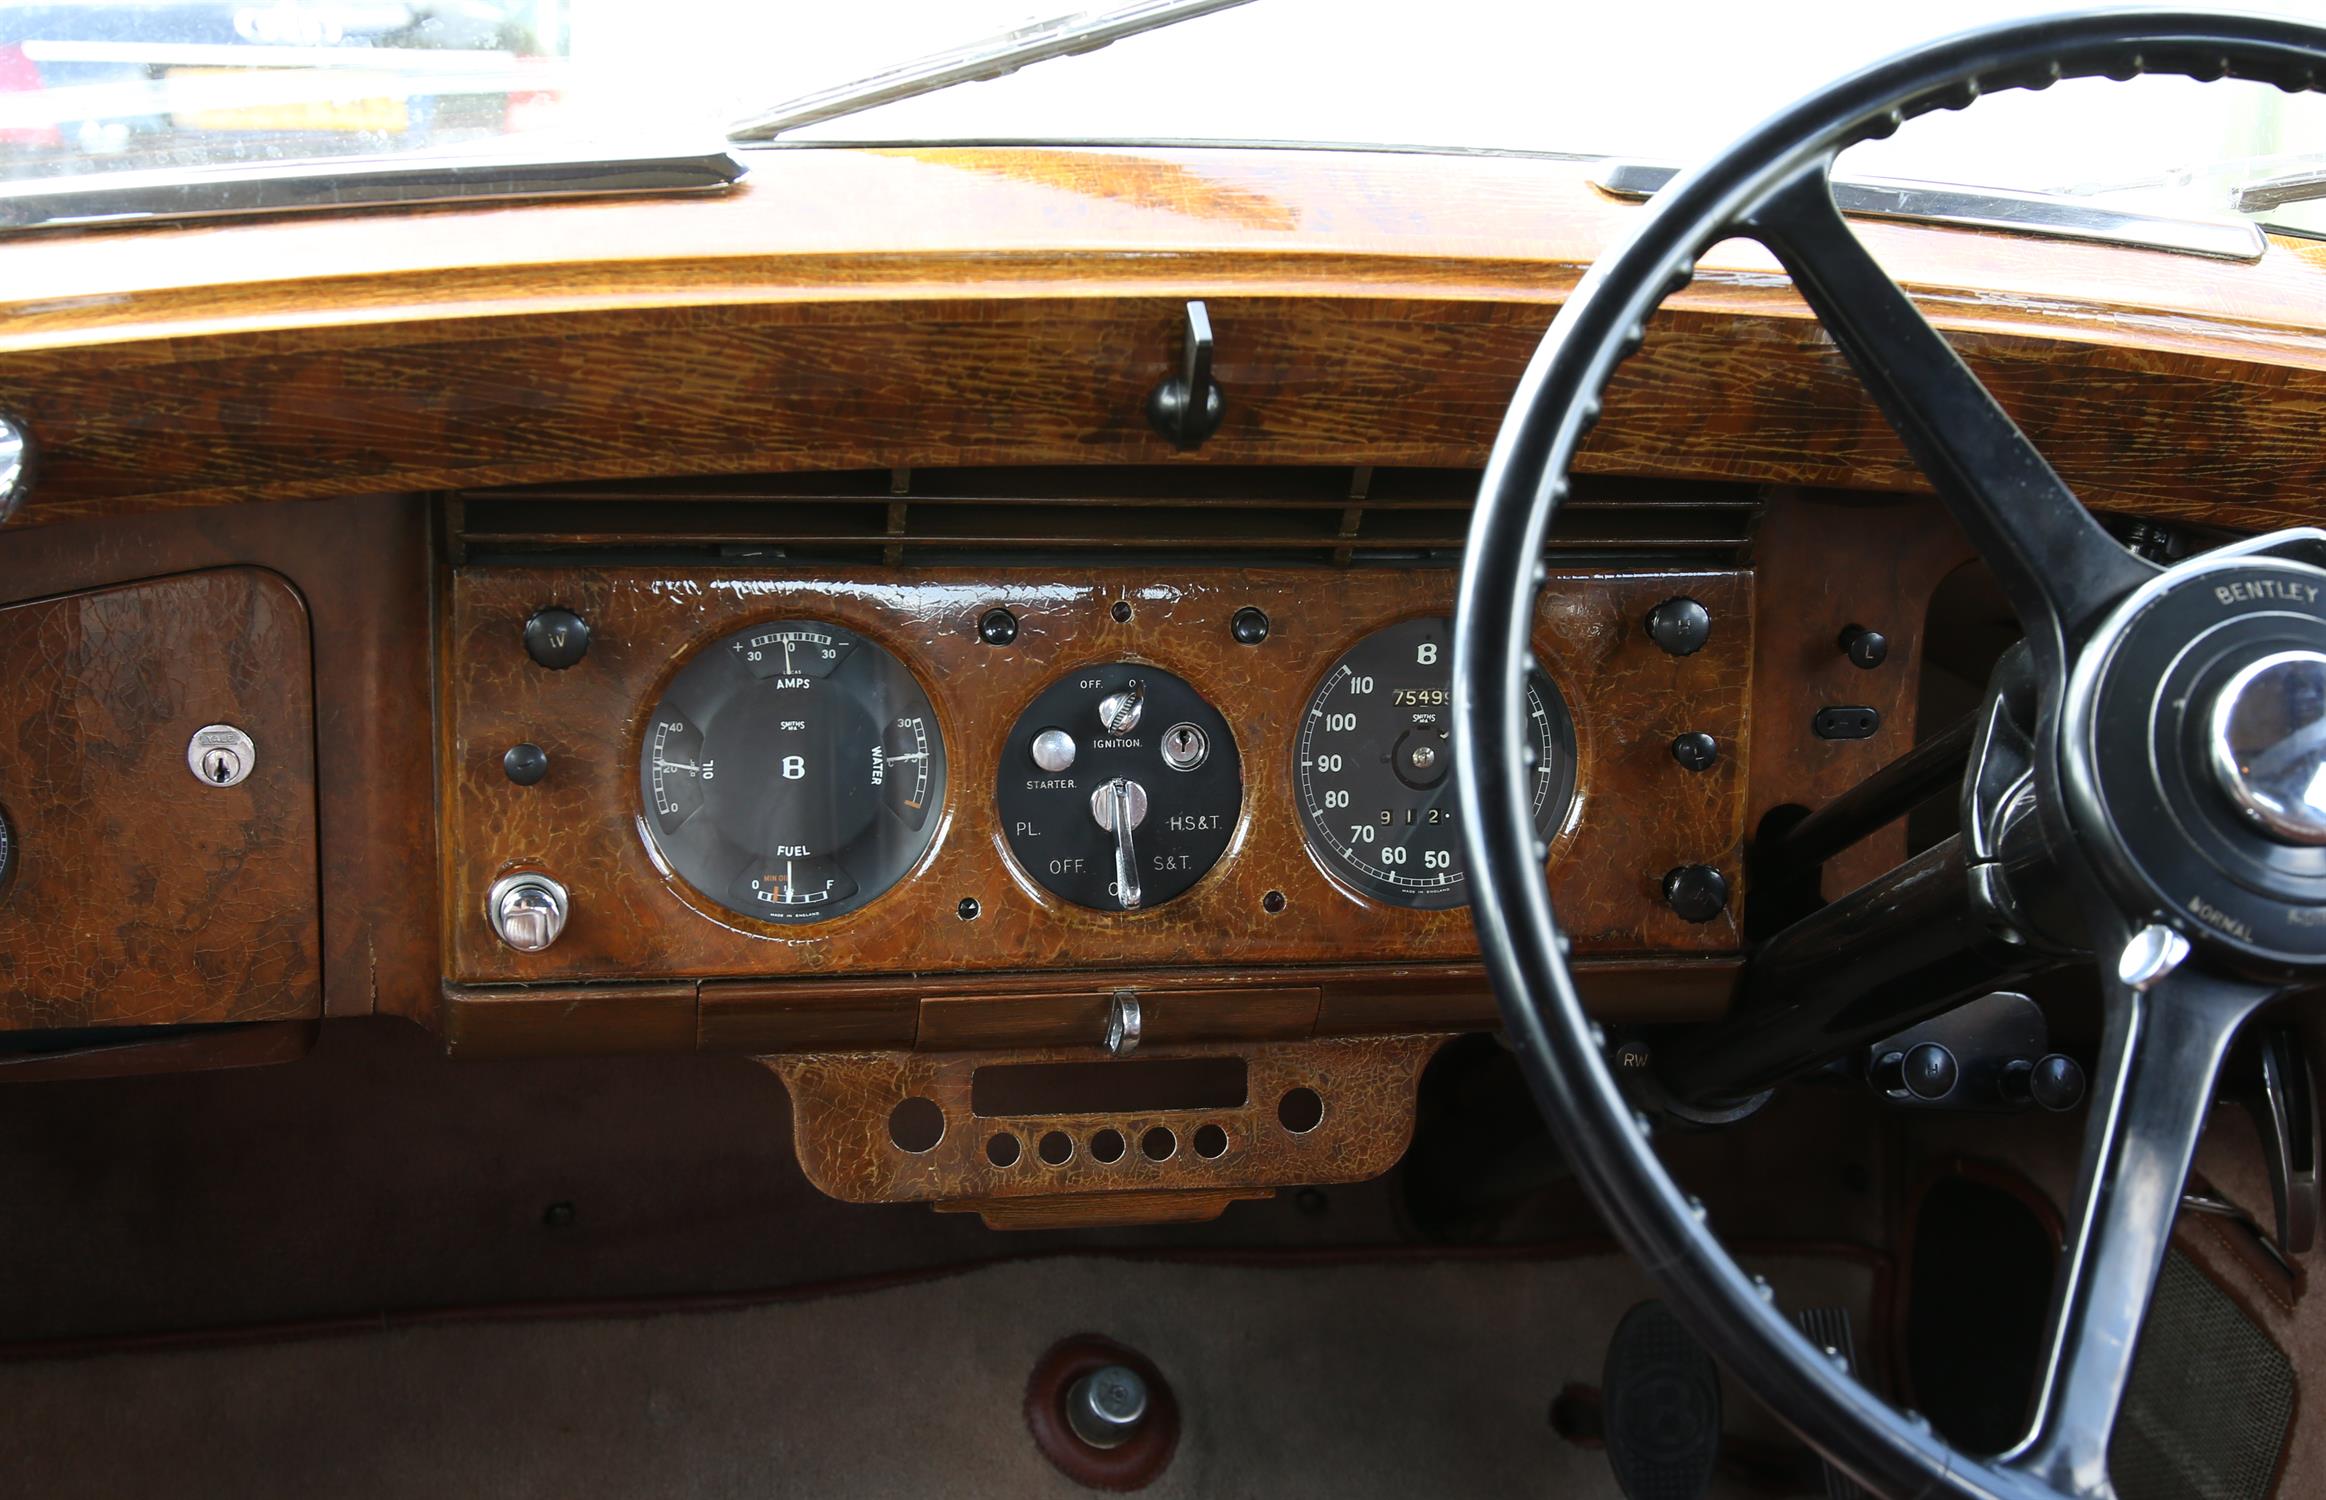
442, 563, 1747, 974
1, 141, 2316, 1218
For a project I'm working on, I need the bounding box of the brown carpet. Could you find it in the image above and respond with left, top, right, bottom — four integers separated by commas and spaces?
4, 1250, 1873, 1499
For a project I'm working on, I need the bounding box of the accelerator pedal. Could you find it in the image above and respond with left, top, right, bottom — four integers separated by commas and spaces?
1600, 1300, 1721, 1500
1794, 1304, 1868, 1500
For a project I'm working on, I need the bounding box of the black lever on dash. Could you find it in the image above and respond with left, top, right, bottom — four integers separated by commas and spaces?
1146, 299, 1225, 450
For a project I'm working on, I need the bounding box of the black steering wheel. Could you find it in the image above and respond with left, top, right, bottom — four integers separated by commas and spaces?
1456, 11, 2326, 1498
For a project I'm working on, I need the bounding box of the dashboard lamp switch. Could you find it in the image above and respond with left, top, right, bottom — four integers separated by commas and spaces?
1031, 728, 1078, 774
1662, 864, 1728, 923
488, 872, 569, 953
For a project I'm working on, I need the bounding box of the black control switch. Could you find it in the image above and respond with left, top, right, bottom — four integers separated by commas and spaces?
1839, 625, 1889, 669
1671, 732, 1718, 772
1662, 864, 1728, 922
978, 608, 1019, 646
1876, 1042, 1960, 1101
1812, 705, 1881, 740
503, 742, 550, 786
522, 606, 591, 670
2002, 1053, 2087, 1112
1645, 597, 1711, 657
1231, 607, 1270, 645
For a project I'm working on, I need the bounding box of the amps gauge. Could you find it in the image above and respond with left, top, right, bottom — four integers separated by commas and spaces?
638, 620, 946, 924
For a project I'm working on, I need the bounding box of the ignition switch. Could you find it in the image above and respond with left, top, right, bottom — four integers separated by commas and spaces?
998, 663, 1241, 911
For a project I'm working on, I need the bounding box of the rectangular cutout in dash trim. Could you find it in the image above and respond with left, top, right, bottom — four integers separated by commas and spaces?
970, 1058, 1248, 1117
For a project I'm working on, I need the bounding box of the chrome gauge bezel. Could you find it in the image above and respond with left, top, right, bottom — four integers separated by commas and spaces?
635, 617, 949, 927
1294, 615, 1575, 911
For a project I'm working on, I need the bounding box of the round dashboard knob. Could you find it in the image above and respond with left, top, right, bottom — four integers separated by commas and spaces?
2208, 648, 2326, 845
1030, 728, 1078, 774
489, 872, 569, 953
1874, 1042, 1958, 1102
522, 606, 591, 670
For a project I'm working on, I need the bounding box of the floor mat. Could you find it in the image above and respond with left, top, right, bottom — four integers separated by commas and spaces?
6, 1250, 1873, 1499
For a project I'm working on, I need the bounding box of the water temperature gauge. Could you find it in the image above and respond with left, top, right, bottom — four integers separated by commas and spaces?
998, 663, 1241, 910
638, 620, 946, 924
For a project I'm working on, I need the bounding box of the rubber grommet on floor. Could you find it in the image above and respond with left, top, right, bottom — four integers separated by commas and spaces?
1024, 1333, 1180, 1491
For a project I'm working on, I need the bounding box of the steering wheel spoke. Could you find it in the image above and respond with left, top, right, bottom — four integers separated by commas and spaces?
1742, 163, 2157, 671
1461, 17, 2326, 1499
2005, 953, 2276, 1495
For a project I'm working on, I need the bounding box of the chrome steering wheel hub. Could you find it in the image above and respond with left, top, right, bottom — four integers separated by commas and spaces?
2065, 537, 2326, 972
2210, 649, 2326, 846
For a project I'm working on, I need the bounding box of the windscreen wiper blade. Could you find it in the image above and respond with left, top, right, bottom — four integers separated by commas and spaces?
2234, 165, 2326, 214
725, 0, 1254, 143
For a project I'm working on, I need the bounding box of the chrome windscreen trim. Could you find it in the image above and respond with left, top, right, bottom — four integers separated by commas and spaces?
1592, 160, 2267, 263
0, 146, 745, 233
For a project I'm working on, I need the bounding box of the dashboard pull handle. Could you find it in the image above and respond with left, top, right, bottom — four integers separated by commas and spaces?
1146, 300, 1225, 451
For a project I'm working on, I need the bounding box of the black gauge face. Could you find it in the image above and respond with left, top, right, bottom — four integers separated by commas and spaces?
1296, 616, 1576, 910
997, 662, 1242, 910
638, 620, 945, 924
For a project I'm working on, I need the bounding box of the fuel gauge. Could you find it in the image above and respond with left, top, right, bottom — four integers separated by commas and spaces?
637, 619, 946, 924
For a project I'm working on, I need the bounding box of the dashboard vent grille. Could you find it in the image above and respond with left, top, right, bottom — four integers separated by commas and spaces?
452, 466, 1760, 565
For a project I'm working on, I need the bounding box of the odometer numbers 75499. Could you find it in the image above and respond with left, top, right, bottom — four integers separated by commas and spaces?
1294, 616, 1575, 911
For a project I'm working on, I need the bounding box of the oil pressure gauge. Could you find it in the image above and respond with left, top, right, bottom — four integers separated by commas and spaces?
998, 663, 1241, 910
638, 620, 946, 924
1296, 616, 1575, 909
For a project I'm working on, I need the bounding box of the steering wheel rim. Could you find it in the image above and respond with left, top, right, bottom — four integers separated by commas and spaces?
1455, 12, 2326, 1499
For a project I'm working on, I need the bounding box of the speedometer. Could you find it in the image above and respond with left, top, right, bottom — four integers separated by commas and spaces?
1295, 616, 1575, 910
638, 620, 945, 924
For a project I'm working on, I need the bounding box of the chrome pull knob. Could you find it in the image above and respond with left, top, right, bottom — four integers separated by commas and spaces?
1104, 990, 1142, 1057
488, 872, 569, 952
2209, 648, 2326, 845
1030, 727, 1078, 773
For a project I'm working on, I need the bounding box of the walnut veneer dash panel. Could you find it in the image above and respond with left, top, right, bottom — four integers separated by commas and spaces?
0, 568, 321, 1029
0, 496, 437, 1025
5, 148, 2326, 533
766, 1034, 1443, 1210
442, 564, 1751, 984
